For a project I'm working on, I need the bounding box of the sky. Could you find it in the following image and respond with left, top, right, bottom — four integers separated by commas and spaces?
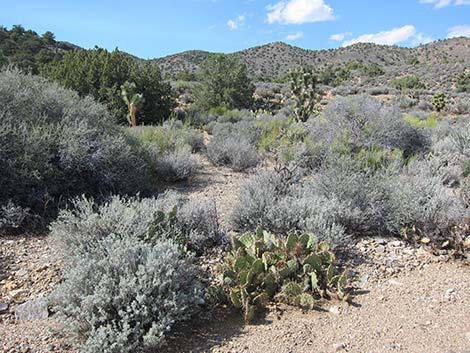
1, 0, 470, 59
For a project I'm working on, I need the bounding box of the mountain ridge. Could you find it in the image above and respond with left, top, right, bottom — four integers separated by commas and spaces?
154, 37, 470, 80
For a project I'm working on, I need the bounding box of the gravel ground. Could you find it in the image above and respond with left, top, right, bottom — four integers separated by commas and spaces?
1, 159, 469, 353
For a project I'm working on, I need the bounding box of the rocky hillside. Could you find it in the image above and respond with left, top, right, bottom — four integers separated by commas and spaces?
155, 37, 470, 81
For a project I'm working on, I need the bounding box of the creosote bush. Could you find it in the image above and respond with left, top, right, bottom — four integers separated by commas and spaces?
0, 68, 155, 231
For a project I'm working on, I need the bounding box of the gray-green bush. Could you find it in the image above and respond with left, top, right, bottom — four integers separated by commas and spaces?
0, 69, 155, 231
50, 192, 220, 256
51, 236, 204, 353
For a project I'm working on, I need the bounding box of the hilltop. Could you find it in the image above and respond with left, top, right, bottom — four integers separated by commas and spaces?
155, 37, 470, 85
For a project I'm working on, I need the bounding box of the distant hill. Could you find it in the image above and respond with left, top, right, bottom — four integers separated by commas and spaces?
0, 25, 79, 73
1, 24, 469, 92
154, 38, 470, 87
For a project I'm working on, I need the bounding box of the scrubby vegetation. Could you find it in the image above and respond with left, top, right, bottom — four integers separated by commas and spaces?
0, 69, 155, 231
1, 24, 469, 353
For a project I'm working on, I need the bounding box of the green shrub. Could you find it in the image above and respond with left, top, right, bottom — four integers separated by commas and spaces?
213, 229, 347, 322
51, 236, 204, 353
0, 69, 155, 231
457, 72, 470, 93
194, 54, 254, 111
41, 48, 175, 124
392, 75, 425, 91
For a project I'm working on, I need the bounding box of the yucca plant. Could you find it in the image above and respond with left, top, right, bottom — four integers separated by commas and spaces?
289, 67, 322, 122
212, 228, 348, 323
121, 81, 145, 127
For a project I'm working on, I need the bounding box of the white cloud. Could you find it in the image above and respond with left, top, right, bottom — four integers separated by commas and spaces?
412, 33, 434, 45
420, 0, 452, 8
329, 32, 351, 41
227, 14, 246, 30
266, 0, 334, 25
286, 31, 304, 40
420, 0, 470, 7
447, 24, 470, 38
342, 25, 417, 47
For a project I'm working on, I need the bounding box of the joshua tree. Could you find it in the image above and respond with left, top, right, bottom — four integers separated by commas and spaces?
289, 67, 322, 122
432, 92, 446, 113
121, 81, 144, 127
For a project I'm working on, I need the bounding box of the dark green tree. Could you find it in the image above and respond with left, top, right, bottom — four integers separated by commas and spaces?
42, 48, 174, 124
195, 54, 254, 111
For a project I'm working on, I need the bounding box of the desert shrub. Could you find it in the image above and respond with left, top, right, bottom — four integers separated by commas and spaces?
457, 72, 470, 93
462, 177, 470, 207
230, 170, 346, 244
206, 115, 260, 171
361, 63, 385, 77
207, 136, 259, 171
50, 192, 220, 256
366, 86, 389, 96
450, 96, 470, 115
308, 95, 430, 161
392, 75, 425, 91
0, 201, 31, 231
386, 159, 467, 238
0, 69, 155, 231
213, 230, 347, 323
155, 145, 199, 182
231, 155, 466, 241
130, 120, 204, 154
404, 113, 438, 128
51, 236, 204, 353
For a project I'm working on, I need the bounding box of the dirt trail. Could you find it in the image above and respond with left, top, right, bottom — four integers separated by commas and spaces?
1, 160, 469, 353
164, 261, 470, 353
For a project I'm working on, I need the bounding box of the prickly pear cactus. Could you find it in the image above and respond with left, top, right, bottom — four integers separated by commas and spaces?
218, 228, 348, 323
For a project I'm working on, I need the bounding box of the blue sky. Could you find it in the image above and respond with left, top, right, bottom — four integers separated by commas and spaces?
1, 0, 469, 58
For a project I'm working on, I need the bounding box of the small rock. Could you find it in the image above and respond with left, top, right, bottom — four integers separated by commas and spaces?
15, 297, 49, 321
389, 240, 402, 247
375, 238, 386, 245
420, 237, 431, 244
333, 342, 346, 351
15, 269, 28, 277
388, 280, 402, 286
444, 289, 456, 302
36, 263, 50, 272
463, 238, 470, 249
376, 245, 386, 253
5, 281, 18, 291
9, 288, 27, 300
329, 306, 341, 315
0, 302, 9, 313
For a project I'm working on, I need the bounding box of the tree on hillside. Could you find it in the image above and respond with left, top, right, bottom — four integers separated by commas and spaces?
42, 48, 174, 124
195, 54, 254, 111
